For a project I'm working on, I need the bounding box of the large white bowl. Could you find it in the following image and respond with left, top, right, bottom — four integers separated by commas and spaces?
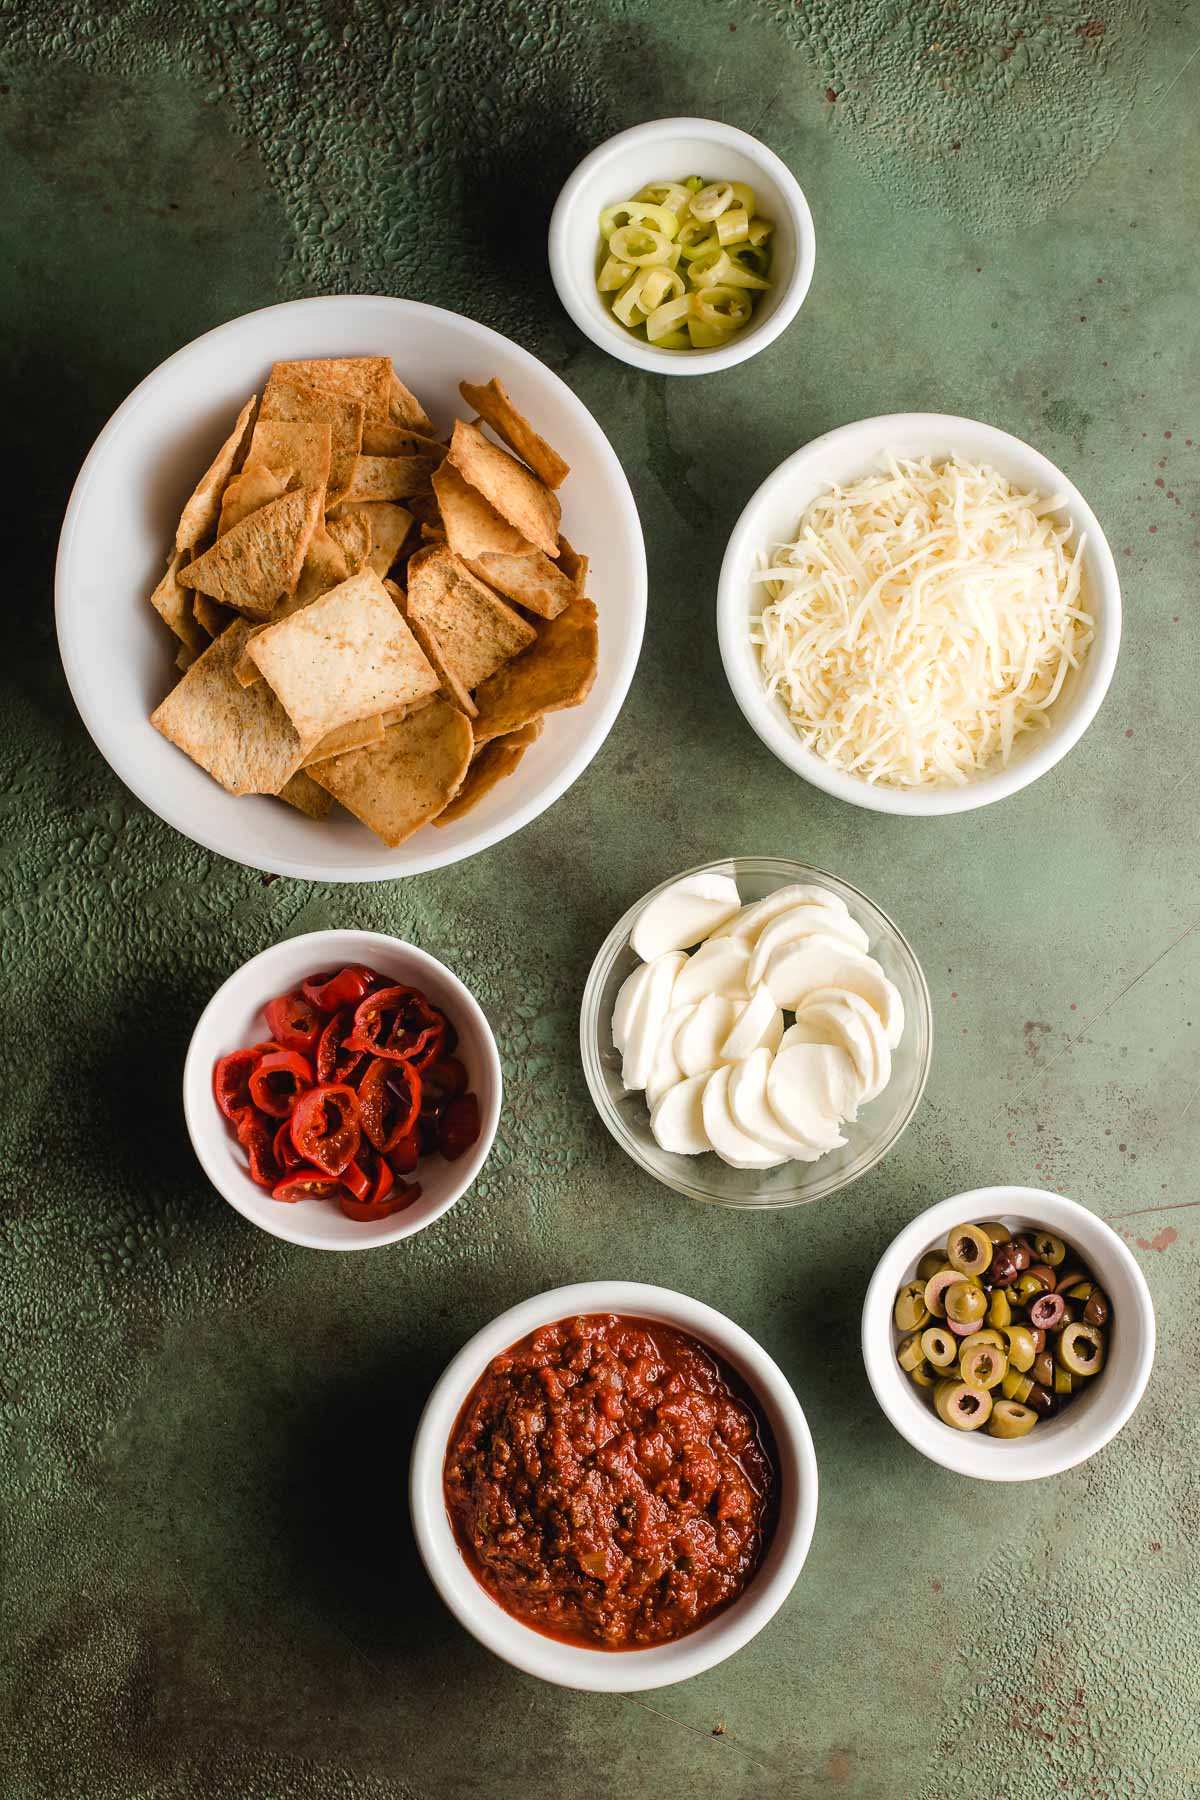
862, 1187, 1155, 1481
717, 414, 1122, 814
410, 1281, 818, 1690
549, 117, 815, 375
183, 929, 501, 1251
57, 295, 647, 880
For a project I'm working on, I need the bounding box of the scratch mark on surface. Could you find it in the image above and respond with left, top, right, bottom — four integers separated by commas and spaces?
1133, 34, 1200, 137
618, 1696, 781, 1776
1031, 917, 1200, 1083
1108, 1199, 1200, 1220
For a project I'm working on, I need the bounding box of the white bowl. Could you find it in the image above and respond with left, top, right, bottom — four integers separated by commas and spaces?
57, 294, 647, 880
862, 1187, 1155, 1481
183, 929, 501, 1251
410, 1280, 818, 1690
717, 413, 1122, 814
549, 117, 815, 375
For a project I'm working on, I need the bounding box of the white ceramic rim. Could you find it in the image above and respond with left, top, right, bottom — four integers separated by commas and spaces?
716, 413, 1123, 814
55, 294, 647, 881
182, 928, 502, 1251
861, 1187, 1156, 1481
409, 1280, 818, 1689
549, 116, 816, 375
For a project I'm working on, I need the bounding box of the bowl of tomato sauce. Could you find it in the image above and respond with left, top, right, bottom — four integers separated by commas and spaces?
410, 1281, 817, 1690
184, 928, 502, 1251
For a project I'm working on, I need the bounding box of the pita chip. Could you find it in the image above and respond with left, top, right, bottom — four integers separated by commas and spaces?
278, 768, 334, 819
177, 485, 322, 619
151, 620, 304, 795
175, 395, 256, 554
342, 501, 413, 577
340, 454, 437, 505
362, 422, 446, 459
465, 547, 575, 621
434, 719, 542, 826
388, 370, 435, 434
556, 535, 589, 594
446, 419, 561, 558
385, 576, 477, 719
232, 524, 351, 687
299, 712, 385, 767
259, 379, 363, 504
406, 544, 536, 692
459, 378, 569, 489
432, 461, 527, 556
243, 418, 332, 500
310, 698, 473, 847
267, 355, 392, 424
150, 549, 207, 651
192, 591, 235, 638
471, 597, 598, 745
218, 462, 291, 536
325, 509, 372, 574
245, 566, 440, 746
175, 643, 198, 672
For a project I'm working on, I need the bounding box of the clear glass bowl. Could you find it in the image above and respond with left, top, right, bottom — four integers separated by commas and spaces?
580, 856, 933, 1209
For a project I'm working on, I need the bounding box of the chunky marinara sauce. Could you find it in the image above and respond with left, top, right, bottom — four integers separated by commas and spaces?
443, 1313, 777, 1649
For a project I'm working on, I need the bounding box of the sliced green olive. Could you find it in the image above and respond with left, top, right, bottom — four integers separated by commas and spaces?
934, 1379, 992, 1431
1031, 1230, 1066, 1266
923, 1268, 963, 1319
959, 1342, 1008, 1389
946, 1223, 994, 1277
987, 1399, 1037, 1438
896, 1332, 924, 1372
1064, 1280, 1094, 1301
1053, 1366, 1074, 1396
916, 1249, 949, 1284
945, 1281, 987, 1326
894, 1282, 930, 1332
1003, 1324, 1037, 1371
1059, 1322, 1106, 1376
1001, 1368, 1034, 1403
979, 1220, 1011, 1245
920, 1326, 957, 1370
1014, 1272, 1050, 1305
1054, 1268, 1086, 1294
909, 1359, 936, 1388
960, 1328, 1004, 1352
987, 1285, 1012, 1329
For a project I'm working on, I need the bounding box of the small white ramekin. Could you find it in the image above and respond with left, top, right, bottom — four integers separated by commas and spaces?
410, 1281, 818, 1690
549, 116, 815, 375
862, 1187, 1155, 1481
183, 928, 501, 1252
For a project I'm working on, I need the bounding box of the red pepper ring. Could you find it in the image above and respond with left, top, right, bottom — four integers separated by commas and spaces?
264, 991, 323, 1057
236, 1110, 285, 1188
248, 1048, 314, 1118
301, 965, 383, 1015
387, 1123, 421, 1174
340, 1176, 420, 1222
359, 1056, 422, 1152
419, 1055, 469, 1113
214, 1043, 279, 1122
272, 1167, 347, 1204
346, 986, 445, 1067
316, 1007, 366, 1086
273, 1119, 304, 1174
289, 1083, 361, 1177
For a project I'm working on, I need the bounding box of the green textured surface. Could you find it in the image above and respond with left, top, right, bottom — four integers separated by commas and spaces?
2, 2, 1199, 1795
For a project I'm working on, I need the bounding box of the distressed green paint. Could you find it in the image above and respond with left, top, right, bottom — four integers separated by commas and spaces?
1, 3, 1198, 1796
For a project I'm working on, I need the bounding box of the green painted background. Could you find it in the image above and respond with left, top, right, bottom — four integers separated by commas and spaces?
2, 3, 1198, 1796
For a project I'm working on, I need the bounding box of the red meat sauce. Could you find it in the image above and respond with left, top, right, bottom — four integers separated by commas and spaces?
443, 1313, 777, 1650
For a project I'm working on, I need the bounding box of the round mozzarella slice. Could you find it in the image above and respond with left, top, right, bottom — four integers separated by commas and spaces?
674, 993, 742, 1077
650, 1072, 712, 1156
746, 904, 870, 988
620, 951, 685, 1091
727, 1049, 824, 1160
672, 936, 751, 1006
766, 1043, 851, 1152
611, 961, 652, 1054
719, 984, 784, 1062
791, 989, 890, 1106
645, 1003, 696, 1110
630, 873, 741, 960
713, 883, 852, 944
762, 937, 904, 1044
701, 1064, 787, 1170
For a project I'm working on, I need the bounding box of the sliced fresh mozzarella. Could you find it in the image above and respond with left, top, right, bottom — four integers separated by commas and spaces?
672, 936, 751, 1006
650, 1072, 712, 1155
766, 1043, 852, 1152
791, 988, 890, 1106
762, 937, 904, 1044
611, 961, 651, 1054
630, 873, 740, 960
674, 993, 742, 1078
645, 1003, 696, 1110
746, 903, 869, 987
713, 883, 852, 944
719, 984, 784, 1062
701, 1064, 788, 1169
621, 951, 685, 1091
727, 1048, 824, 1159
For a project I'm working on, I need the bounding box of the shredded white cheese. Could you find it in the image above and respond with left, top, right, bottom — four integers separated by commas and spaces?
750, 454, 1093, 788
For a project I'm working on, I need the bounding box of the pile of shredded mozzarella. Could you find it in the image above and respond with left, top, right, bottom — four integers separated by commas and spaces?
750, 455, 1093, 788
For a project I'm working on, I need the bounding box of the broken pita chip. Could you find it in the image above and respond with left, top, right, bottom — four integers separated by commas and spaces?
193, 591, 234, 638
468, 549, 575, 621
406, 544, 536, 692
471, 597, 598, 745
150, 549, 207, 652
299, 712, 385, 767
388, 370, 434, 434
338, 501, 413, 577
362, 422, 446, 459
246, 566, 440, 746
325, 509, 372, 573
175, 396, 256, 554
151, 620, 304, 795
434, 719, 543, 826
386, 576, 477, 719
266, 356, 392, 424
459, 377, 569, 489
177, 485, 322, 619
259, 380, 363, 504
432, 460, 529, 559
341, 454, 437, 504
309, 698, 473, 846
278, 768, 334, 819
244, 418, 332, 500
218, 463, 291, 536
556, 535, 588, 593
446, 420, 561, 558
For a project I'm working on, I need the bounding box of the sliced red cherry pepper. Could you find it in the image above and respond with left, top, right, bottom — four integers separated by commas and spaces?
387, 1124, 422, 1174
236, 1110, 285, 1188
340, 1177, 420, 1222
316, 1007, 367, 1085
419, 1055, 468, 1114
289, 1083, 361, 1176
272, 1167, 347, 1204
248, 1047, 314, 1118
263, 991, 323, 1057
346, 986, 446, 1067
214, 1044, 275, 1122
438, 1093, 481, 1161
301, 965, 382, 1015
273, 1119, 304, 1174
358, 1056, 422, 1152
